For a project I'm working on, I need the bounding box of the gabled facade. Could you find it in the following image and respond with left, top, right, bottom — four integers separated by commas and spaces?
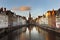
47, 9, 57, 28
0, 8, 8, 28
56, 9, 60, 28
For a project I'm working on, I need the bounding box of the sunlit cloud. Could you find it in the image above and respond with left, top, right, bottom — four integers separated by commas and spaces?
12, 6, 31, 11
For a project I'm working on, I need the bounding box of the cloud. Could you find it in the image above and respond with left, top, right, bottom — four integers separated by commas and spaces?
12, 6, 31, 11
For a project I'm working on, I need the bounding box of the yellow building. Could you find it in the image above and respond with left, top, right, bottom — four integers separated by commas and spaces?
46, 9, 57, 28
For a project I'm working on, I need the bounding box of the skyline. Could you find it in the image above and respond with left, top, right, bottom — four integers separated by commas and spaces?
0, 0, 60, 18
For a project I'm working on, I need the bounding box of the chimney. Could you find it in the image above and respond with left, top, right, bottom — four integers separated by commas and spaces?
0, 7, 3, 12
4, 8, 6, 12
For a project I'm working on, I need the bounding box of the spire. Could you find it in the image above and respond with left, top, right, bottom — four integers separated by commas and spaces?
29, 11, 31, 18
28, 11, 32, 20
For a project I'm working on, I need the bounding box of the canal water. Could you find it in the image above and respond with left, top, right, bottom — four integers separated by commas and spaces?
0, 25, 60, 40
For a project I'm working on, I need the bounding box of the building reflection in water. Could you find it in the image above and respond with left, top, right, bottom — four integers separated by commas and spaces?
19, 26, 45, 40
1, 26, 60, 40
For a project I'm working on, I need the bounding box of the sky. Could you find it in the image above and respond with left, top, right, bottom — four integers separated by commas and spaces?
0, 0, 60, 18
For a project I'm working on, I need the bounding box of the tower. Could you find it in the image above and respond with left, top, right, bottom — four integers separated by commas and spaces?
28, 11, 31, 20
29, 11, 31, 18
27, 11, 33, 24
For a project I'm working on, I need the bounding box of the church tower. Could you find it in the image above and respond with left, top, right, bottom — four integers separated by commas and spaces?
28, 11, 31, 20
29, 11, 31, 18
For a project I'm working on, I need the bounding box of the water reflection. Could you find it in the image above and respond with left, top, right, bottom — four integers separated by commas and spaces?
1, 26, 59, 40
19, 26, 45, 40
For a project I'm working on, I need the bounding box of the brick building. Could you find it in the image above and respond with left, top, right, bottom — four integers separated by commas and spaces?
47, 9, 57, 28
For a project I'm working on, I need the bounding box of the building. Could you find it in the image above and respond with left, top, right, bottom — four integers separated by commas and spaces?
46, 9, 57, 28
0, 7, 27, 29
36, 15, 48, 25
56, 9, 60, 28
16, 15, 27, 25
16, 15, 21, 25
18, 16, 27, 25
35, 16, 42, 24
6, 10, 17, 26
39, 15, 48, 25
28, 12, 32, 20
0, 8, 8, 28
28, 12, 33, 24
22, 16, 27, 25
36, 9, 60, 28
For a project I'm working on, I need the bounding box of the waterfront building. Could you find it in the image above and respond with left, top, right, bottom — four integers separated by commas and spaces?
19, 16, 27, 25
16, 15, 21, 25
16, 15, 27, 25
56, 9, 60, 28
35, 15, 48, 26
35, 16, 42, 24
22, 16, 27, 25
46, 9, 57, 28
0, 8, 8, 28
6, 10, 16, 26
39, 15, 48, 25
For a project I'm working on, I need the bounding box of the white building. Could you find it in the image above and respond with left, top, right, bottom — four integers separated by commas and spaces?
0, 13, 8, 28
16, 15, 20, 25
39, 16, 48, 25
16, 15, 26, 25
19, 17, 26, 25
36, 15, 48, 25
56, 16, 60, 28
12, 14, 17, 26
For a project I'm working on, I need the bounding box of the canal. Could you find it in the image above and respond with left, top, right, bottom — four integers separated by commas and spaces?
0, 25, 60, 40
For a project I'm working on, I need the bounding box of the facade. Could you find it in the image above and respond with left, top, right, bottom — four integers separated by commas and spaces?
36, 9, 60, 28
16, 15, 26, 25
35, 15, 48, 25
47, 9, 56, 28
0, 14, 8, 28
19, 16, 27, 25
16, 15, 21, 25
6, 10, 15, 26
12, 14, 17, 26
56, 9, 60, 28
39, 15, 48, 25
38, 15, 48, 25
16, 15, 27, 25
0, 8, 8, 28
35, 16, 42, 24
0, 7, 27, 28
